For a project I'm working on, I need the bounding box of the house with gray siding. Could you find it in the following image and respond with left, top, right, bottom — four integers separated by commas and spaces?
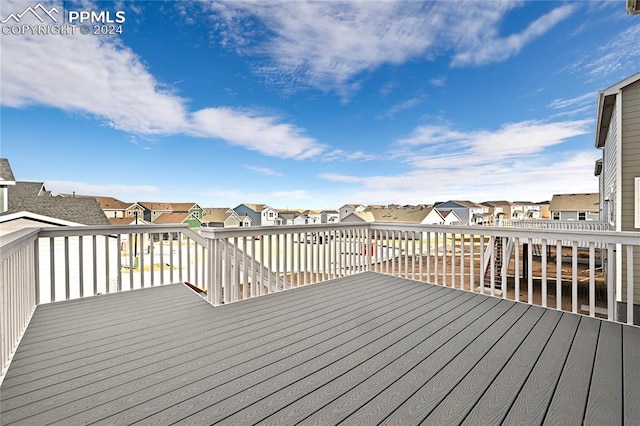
201, 208, 251, 228
320, 210, 340, 223
232, 203, 279, 226
339, 204, 365, 222
594, 71, 640, 322
435, 200, 487, 225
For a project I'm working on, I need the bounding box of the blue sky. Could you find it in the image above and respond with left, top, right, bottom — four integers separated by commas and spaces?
1, 0, 638, 209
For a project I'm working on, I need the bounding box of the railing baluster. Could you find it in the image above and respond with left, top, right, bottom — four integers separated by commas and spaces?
541, 240, 547, 307
126, 233, 131, 290
50, 237, 55, 302
159, 235, 164, 286
627, 245, 634, 325
490, 236, 495, 297
514, 238, 520, 302
77, 236, 83, 298
469, 234, 474, 292
572, 241, 578, 313
434, 232, 439, 285
64, 236, 70, 300
442, 232, 447, 286
556, 241, 562, 310
178, 232, 183, 283
105, 234, 110, 293
452, 233, 456, 289
589, 242, 595, 317
460, 234, 465, 290
527, 238, 533, 304
149, 233, 155, 287
607, 243, 615, 321
92, 235, 97, 295
419, 232, 423, 282
169, 235, 174, 284
478, 235, 483, 293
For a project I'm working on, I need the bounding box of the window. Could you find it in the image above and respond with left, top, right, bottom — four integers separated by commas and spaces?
578, 212, 586, 221
553, 212, 560, 220
269, 212, 274, 218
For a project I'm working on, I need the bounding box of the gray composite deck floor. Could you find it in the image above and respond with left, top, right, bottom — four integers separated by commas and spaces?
1, 272, 638, 425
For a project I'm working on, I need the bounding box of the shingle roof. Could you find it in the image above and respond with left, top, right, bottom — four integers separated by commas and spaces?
364, 204, 435, 223
242, 203, 268, 212
93, 196, 132, 210
9, 181, 45, 197
549, 193, 599, 212
482, 201, 514, 207
171, 203, 198, 211
3, 183, 110, 225
153, 212, 196, 224
60, 194, 133, 210
202, 208, 233, 223
0, 158, 16, 181
138, 202, 174, 211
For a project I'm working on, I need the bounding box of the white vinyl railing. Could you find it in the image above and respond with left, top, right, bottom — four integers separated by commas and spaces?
0, 224, 207, 380
1, 228, 39, 379
500, 219, 612, 231
2, 221, 640, 381
201, 223, 640, 327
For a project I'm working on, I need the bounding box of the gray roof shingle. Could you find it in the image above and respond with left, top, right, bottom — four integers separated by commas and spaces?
0, 158, 16, 181
3, 182, 110, 225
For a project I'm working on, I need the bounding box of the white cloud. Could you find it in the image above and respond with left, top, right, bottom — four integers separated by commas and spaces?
244, 165, 283, 176
398, 120, 591, 165
451, 4, 576, 67
207, 1, 571, 95
318, 173, 363, 184
202, 186, 311, 206
377, 96, 425, 119
0, 0, 325, 159
45, 180, 159, 197
584, 24, 640, 79
430, 77, 447, 88
319, 119, 597, 204
189, 108, 324, 159
548, 92, 596, 110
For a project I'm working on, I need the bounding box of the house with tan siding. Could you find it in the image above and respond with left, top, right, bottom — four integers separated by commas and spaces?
594, 71, 640, 322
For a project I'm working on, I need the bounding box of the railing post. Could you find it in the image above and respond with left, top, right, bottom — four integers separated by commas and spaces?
365, 226, 372, 272
34, 237, 40, 305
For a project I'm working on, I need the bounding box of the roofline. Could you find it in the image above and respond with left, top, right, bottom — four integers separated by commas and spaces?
595, 72, 640, 148
0, 211, 84, 227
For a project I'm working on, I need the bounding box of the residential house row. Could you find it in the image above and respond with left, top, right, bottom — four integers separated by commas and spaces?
0, 158, 601, 235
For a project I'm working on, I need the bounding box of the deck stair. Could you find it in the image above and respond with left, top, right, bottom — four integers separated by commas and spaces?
219, 239, 288, 296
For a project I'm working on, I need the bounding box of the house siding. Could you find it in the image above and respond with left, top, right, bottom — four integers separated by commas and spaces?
620, 80, 640, 306
233, 205, 261, 226
600, 107, 618, 221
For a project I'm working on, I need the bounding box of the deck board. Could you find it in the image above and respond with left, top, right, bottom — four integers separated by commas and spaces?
1, 271, 637, 426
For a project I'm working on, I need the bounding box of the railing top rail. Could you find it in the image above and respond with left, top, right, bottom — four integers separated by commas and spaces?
200, 222, 370, 239
0, 227, 40, 262
369, 222, 640, 245
508, 219, 609, 224
37, 223, 191, 238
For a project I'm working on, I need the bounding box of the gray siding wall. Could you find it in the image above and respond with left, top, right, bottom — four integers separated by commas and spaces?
603, 105, 618, 225
233, 205, 261, 226
620, 80, 640, 305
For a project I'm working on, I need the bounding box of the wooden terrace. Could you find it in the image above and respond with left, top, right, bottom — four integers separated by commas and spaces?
1, 272, 639, 425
